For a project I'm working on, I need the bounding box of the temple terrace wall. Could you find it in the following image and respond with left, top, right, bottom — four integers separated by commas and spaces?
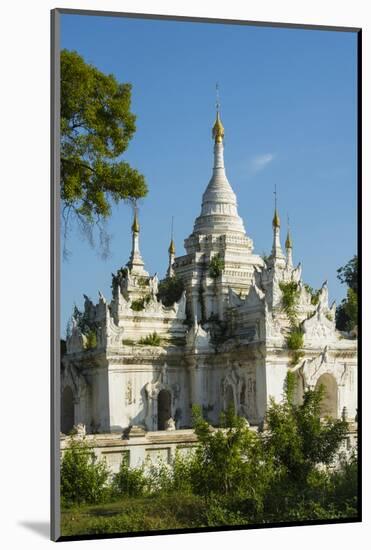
60, 422, 358, 474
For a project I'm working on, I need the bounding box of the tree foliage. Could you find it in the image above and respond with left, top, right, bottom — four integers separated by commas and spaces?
337, 255, 358, 293
336, 256, 358, 332
265, 372, 348, 481
61, 437, 110, 506
61, 376, 357, 528
208, 254, 225, 279
61, 49, 147, 255
157, 276, 185, 307
111, 457, 147, 497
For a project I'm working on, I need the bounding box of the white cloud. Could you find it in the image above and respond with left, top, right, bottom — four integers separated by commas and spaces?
250, 153, 275, 173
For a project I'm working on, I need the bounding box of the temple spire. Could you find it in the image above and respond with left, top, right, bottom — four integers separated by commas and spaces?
271, 185, 284, 261
167, 216, 176, 278
191, 90, 246, 236
127, 206, 147, 274
285, 215, 293, 267
212, 84, 225, 144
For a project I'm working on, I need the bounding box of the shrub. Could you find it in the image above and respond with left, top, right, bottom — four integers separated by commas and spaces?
137, 276, 150, 288
304, 283, 321, 306
131, 295, 150, 311
112, 456, 147, 497
147, 451, 194, 495
85, 329, 97, 350
157, 276, 185, 307
286, 328, 304, 350
189, 405, 269, 512
139, 332, 161, 346
279, 281, 300, 324
61, 437, 110, 506
265, 373, 348, 487
208, 254, 225, 279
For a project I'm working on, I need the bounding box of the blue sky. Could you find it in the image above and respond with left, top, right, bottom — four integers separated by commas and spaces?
61, 14, 357, 335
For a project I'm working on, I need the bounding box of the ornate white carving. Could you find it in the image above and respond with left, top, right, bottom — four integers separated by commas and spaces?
165, 417, 176, 431
125, 380, 134, 405
302, 304, 336, 345
186, 323, 212, 352
228, 287, 243, 308
73, 423, 86, 438
66, 319, 86, 353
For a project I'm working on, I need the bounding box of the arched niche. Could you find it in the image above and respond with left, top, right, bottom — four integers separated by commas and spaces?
315, 373, 338, 418
61, 385, 75, 434
157, 389, 172, 430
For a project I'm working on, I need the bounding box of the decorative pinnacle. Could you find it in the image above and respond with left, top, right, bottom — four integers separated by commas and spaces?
212, 83, 225, 143
272, 184, 280, 228
168, 216, 175, 254
168, 239, 175, 255
132, 207, 140, 233
285, 215, 293, 249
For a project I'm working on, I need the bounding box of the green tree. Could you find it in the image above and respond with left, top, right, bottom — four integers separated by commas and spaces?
337, 255, 358, 293
61, 49, 147, 255
189, 405, 270, 517
263, 372, 349, 519
61, 437, 110, 506
336, 256, 358, 332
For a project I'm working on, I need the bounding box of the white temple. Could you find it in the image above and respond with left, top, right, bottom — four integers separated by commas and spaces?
61, 106, 357, 463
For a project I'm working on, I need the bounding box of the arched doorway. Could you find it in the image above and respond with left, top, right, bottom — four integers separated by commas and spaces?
158, 389, 171, 430
61, 386, 75, 434
315, 373, 338, 418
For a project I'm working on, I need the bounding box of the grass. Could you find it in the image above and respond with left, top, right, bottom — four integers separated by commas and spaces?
61, 494, 207, 536
60, 491, 357, 537
138, 332, 162, 346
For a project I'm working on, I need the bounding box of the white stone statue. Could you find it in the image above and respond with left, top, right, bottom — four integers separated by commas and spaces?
165, 417, 176, 431
74, 423, 86, 438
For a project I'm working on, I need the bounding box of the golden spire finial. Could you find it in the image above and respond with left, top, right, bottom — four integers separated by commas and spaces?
285, 215, 292, 249
168, 216, 175, 254
168, 239, 175, 255
132, 207, 140, 233
272, 184, 280, 228
212, 83, 225, 143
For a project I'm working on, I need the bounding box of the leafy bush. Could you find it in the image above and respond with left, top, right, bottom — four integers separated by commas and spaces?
139, 332, 161, 346
329, 452, 358, 514
146, 452, 194, 495
157, 276, 185, 307
336, 256, 358, 332
286, 328, 304, 350
279, 281, 300, 324
189, 405, 268, 515
208, 254, 225, 279
304, 283, 321, 305
61, 437, 110, 506
111, 456, 147, 497
85, 329, 97, 350
265, 372, 348, 484
131, 295, 150, 311
137, 276, 150, 287
60, 374, 358, 530
279, 282, 305, 365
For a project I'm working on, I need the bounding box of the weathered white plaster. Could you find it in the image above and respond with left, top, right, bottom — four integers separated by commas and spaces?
62, 111, 357, 446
